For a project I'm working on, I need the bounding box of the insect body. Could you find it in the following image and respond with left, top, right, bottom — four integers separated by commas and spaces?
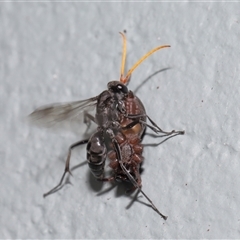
29, 33, 184, 220
85, 81, 130, 180
108, 130, 143, 186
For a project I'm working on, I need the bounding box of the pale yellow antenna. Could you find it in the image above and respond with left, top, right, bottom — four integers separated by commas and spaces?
118, 32, 170, 85
119, 32, 127, 81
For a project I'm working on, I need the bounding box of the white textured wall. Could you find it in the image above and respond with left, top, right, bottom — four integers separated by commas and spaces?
1, 2, 240, 238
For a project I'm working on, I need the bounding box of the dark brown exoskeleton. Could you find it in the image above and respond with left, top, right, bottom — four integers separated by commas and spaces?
29, 32, 184, 220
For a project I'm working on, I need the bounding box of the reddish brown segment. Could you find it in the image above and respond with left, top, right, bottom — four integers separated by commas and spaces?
120, 91, 146, 138
106, 89, 147, 187
108, 131, 143, 186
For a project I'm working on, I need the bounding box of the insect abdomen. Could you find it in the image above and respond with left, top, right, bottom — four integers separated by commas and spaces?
87, 131, 107, 179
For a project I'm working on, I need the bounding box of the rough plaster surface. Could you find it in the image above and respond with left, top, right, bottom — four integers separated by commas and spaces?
1, 2, 240, 239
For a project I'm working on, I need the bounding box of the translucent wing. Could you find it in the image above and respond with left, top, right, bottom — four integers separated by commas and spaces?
28, 96, 98, 128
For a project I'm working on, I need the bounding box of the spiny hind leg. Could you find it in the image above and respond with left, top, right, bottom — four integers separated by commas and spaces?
125, 113, 184, 136
43, 139, 89, 198
126, 166, 142, 194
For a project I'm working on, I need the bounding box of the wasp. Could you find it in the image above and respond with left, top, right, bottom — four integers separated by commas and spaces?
29, 33, 184, 220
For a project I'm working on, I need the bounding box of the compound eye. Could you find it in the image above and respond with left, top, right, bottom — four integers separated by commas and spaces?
117, 84, 128, 94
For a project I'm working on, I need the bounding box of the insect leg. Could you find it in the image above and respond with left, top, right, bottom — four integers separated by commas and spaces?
83, 111, 96, 133
119, 159, 167, 220
125, 165, 142, 193
145, 114, 184, 135
126, 113, 184, 136
43, 139, 89, 198
107, 129, 168, 220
